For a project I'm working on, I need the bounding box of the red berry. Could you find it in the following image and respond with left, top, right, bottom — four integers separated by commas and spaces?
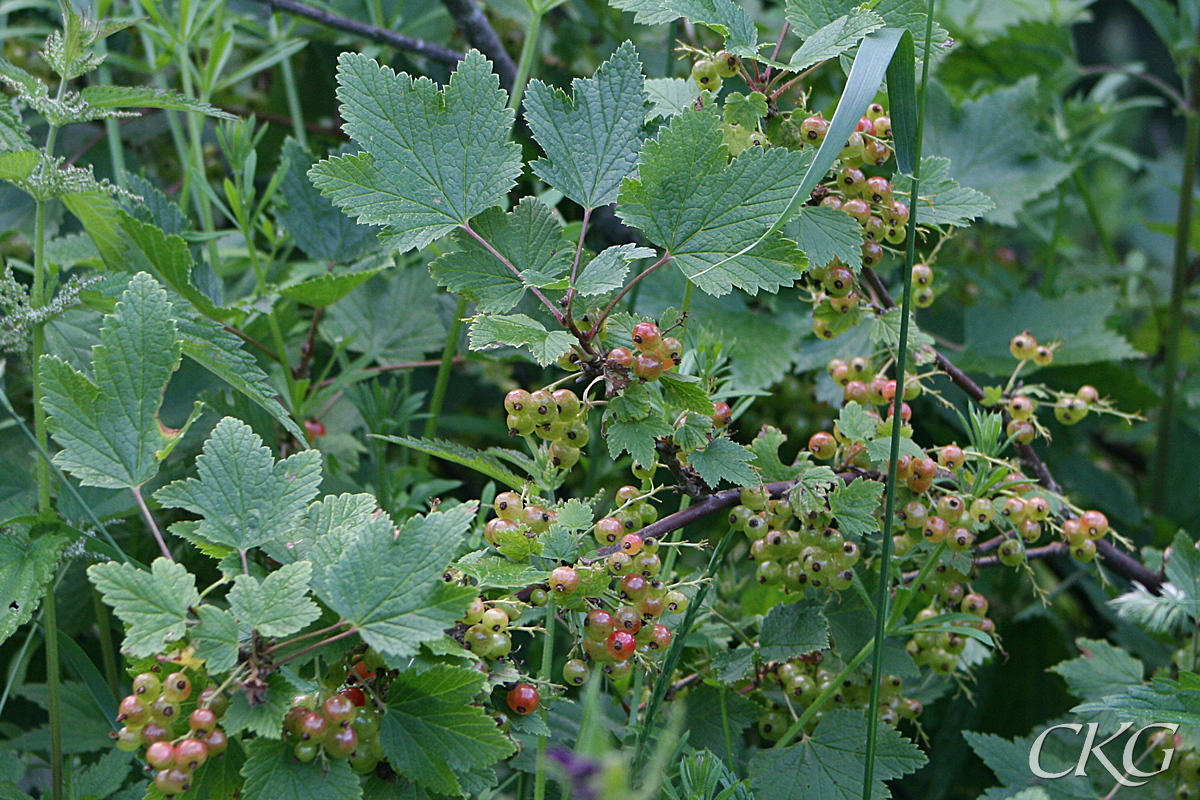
632, 322, 662, 352
339, 687, 367, 707
506, 683, 540, 715
549, 566, 580, 594
324, 724, 358, 759
620, 533, 644, 555
350, 660, 375, 683
584, 608, 615, 641
140, 722, 170, 746
648, 624, 673, 651
189, 707, 218, 736
297, 711, 329, 742
634, 352, 666, 381
808, 431, 836, 460
712, 401, 732, 427
304, 419, 326, 439
175, 738, 209, 771
163, 672, 192, 702
608, 346, 634, 368
146, 740, 176, 770
323, 694, 356, 726
117, 694, 148, 726
203, 727, 228, 757
606, 630, 637, 661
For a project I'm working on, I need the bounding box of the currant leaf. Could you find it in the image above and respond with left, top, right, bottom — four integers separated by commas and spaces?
784, 9, 884, 71
0, 535, 67, 647
87, 557, 200, 658
574, 244, 656, 297
467, 313, 575, 366
154, 417, 323, 551
240, 737, 361, 800
227, 561, 321, 639
193, 605, 240, 675
827, 478, 884, 538
688, 437, 758, 487
309, 51, 520, 253
39, 272, 197, 489
380, 665, 516, 796
618, 109, 810, 297
792, 206, 865, 272
760, 599, 830, 662
525, 41, 648, 209
277, 138, 379, 263
317, 505, 478, 659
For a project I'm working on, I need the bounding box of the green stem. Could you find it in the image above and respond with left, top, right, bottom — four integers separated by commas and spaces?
44, 574, 63, 800
861, 5, 935, 798
93, 590, 120, 700
507, 7, 543, 112
1072, 170, 1118, 269
418, 296, 468, 470
1042, 184, 1067, 293
534, 595, 556, 800
1151, 73, 1200, 513
777, 638, 874, 748
635, 527, 737, 762
272, 14, 308, 148
243, 219, 299, 410
177, 46, 222, 273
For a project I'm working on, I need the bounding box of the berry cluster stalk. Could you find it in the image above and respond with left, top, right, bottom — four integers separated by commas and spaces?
860, 3, 936, 797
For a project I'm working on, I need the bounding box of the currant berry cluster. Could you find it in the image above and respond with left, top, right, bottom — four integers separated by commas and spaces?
689, 51, 740, 93
905, 592, 994, 676
1167, 744, 1200, 799
727, 485, 861, 593
823, 355, 922, 422
504, 387, 588, 469
1003, 331, 1110, 435
111, 671, 228, 796
282, 685, 384, 774
460, 591, 526, 659
485, 490, 560, 549
752, 654, 922, 743
607, 321, 684, 383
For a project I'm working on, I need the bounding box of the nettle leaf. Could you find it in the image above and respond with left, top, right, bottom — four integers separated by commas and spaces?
430, 198, 569, 312
1167, 530, 1200, 619
193, 605, 240, 675
1050, 637, 1144, 702
118, 211, 228, 320
785, 9, 885, 71
467, 313, 575, 366
155, 417, 323, 551
380, 665, 516, 797
749, 709, 926, 800
309, 51, 521, 253
380, 436, 528, 490
749, 426, 805, 482
760, 600, 830, 661
618, 109, 809, 297
792, 206, 864, 271
240, 737, 361, 800
525, 41, 648, 209
575, 244, 655, 297
0, 97, 32, 151
277, 138, 378, 263
280, 268, 388, 308
174, 316, 307, 444
922, 77, 1070, 226
319, 505, 477, 659
88, 557, 200, 658
957, 287, 1140, 375
0, 535, 67, 647
828, 478, 883, 538
40, 272, 196, 489
228, 562, 321, 638
688, 436, 758, 487
605, 413, 673, 468
78, 85, 236, 118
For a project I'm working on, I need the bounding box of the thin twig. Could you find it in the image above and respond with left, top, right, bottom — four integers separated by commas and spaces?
860, 267, 1164, 593
439, 0, 518, 93
461, 222, 564, 322
762, 22, 790, 85
272, 627, 359, 666
223, 324, 282, 363
265, 620, 353, 652
132, 486, 172, 561
254, 0, 464, 64
587, 254, 671, 338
